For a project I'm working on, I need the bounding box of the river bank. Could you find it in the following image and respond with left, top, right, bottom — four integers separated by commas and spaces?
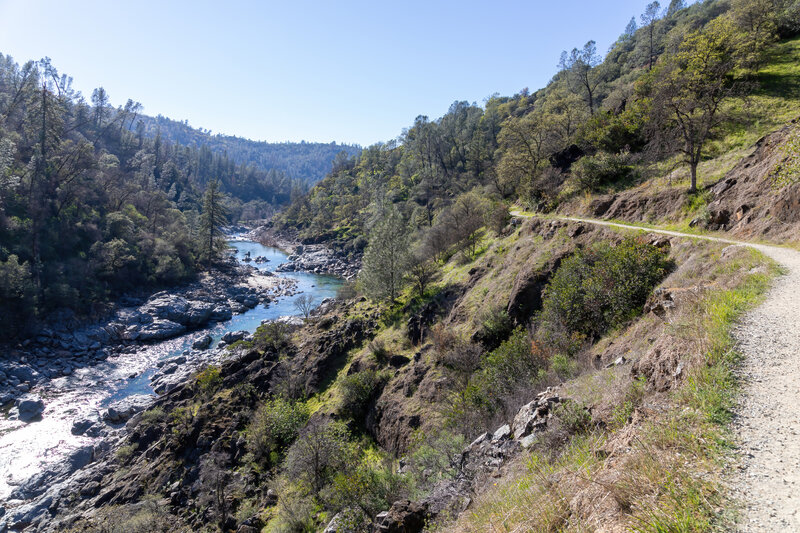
250, 226, 361, 280
0, 238, 345, 530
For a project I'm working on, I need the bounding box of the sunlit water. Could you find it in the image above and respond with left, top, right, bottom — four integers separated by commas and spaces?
0, 240, 342, 501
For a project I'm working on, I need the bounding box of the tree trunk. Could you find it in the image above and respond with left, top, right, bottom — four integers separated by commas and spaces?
689, 162, 698, 193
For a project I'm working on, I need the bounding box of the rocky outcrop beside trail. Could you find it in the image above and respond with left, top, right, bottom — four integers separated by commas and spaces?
573, 122, 800, 246
327, 390, 569, 533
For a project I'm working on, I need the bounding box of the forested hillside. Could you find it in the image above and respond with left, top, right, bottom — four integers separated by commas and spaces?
135, 114, 360, 186
275, 0, 800, 259
0, 54, 349, 336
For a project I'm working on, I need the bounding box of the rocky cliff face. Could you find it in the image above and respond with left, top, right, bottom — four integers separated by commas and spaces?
570, 122, 800, 245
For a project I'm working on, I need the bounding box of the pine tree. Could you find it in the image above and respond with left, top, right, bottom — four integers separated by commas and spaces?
359, 207, 411, 302
198, 180, 229, 264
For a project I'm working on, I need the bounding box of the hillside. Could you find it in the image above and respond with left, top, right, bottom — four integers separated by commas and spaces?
135, 113, 361, 186
4, 1, 800, 532
0, 52, 353, 337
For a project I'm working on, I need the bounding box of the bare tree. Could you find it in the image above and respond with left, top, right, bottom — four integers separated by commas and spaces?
198, 452, 237, 530
284, 420, 353, 494
294, 293, 315, 319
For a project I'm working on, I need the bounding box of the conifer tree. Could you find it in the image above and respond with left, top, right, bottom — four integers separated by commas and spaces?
198, 179, 229, 263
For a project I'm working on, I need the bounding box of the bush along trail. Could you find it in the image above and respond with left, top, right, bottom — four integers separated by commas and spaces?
512, 210, 800, 531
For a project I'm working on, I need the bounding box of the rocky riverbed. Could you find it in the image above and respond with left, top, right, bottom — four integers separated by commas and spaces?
0, 238, 343, 530
249, 226, 362, 280
0, 259, 295, 414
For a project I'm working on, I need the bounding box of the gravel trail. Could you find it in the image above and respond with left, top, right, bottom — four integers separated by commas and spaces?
511, 212, 800, 530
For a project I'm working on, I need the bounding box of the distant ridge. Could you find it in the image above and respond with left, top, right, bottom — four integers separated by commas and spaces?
135, 113, 361, 186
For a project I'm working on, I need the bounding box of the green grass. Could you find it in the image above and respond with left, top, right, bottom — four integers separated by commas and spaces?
630, 249, 780, 532
450, 246, 781, 533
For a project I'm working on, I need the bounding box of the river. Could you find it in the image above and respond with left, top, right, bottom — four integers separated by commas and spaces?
0, 239, 342, 502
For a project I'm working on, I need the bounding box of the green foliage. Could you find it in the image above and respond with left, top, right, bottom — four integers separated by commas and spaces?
537, 239, 672, 354
553, 400, 593, 434
481, 327, 545, 399
247, 397, 309, 468
115, 444, 136, 463
572, 151, 639, 192
138, 406, 166, 428
252, 321, 292, 354
322, 453, 410, 521
644, 16, 749, 191
284, 420, 354, 494
475, 307, 514, 350
0, 254, 33, 332
338, 369, 387, 421
405, 430, 467, 491
771, 126, 800, 186
196, 366, 223, 395
580, 107, 647, 154
359, 206, 411, 302
198, 179, 230, 264
447, 327, 546, 430
612, 376, 648, 429
550, 353, 577, 379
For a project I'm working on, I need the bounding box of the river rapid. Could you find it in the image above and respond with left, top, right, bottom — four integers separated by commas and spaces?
0, 239, 342, 502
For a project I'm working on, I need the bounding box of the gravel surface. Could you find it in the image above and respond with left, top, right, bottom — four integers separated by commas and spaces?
731, 243, 800, 532
511, 213, 800, 531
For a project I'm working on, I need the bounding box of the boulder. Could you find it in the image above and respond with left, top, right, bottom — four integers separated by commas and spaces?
210, 305, 233, 322
5, 364, 38, 384
221, 330, 247, 344
71, 418, 99, 436
142, 295, 215, 327
16, 396, 45, 422
511, 393, 560, 440
136, 319, 186, 341
102, 394, 153, 424
192, 334, 213, 350
492, 424, 512, 442
644, 288, 676, 318
375, 500, 429, 533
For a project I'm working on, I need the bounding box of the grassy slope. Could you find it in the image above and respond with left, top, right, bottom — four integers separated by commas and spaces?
445, 235, 780, 532
564, 36, 800, 229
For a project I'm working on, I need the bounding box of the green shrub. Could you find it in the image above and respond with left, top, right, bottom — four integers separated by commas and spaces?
252, 322, 291, 354
284, 421, 354, 494
338, 369, 387, 421
138, 406, 166, 428
475, 307, 514, 350
116, 443, 136, 463
196, 366, 222, 395
247, 397, 309, 468
481, 327, 546, 399
448, 328, 546, 429
322, 454, 411, 521
537, 238, 672, 354
550, 353, 577, 379
553, 400, 593, 435
405, 430, 467, 491
572, 151, 638, 192
611, 376, 647, 429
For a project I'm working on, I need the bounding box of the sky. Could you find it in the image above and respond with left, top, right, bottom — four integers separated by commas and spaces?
0, 0, 680, 146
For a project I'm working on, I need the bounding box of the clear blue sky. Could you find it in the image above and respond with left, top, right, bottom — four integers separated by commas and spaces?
0, 0, 680, 146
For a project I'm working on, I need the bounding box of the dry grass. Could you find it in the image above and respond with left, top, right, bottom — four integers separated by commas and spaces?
444, 243, 779, 533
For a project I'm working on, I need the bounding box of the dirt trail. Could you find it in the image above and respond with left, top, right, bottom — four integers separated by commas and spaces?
511, 212, 800, 531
